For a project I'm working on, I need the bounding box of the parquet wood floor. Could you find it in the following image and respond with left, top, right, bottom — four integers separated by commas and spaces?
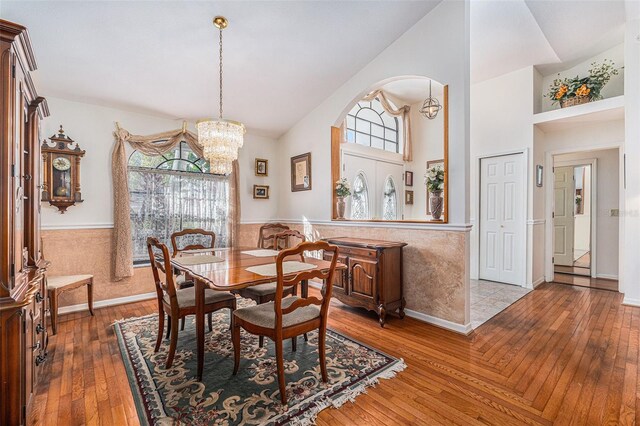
29, 283, 639, 425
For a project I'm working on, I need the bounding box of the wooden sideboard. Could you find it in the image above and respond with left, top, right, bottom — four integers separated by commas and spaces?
323, 237, 407, 327
0, 19, 49, 425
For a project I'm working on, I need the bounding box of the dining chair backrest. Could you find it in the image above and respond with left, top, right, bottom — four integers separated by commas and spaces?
258, 223, 290, 249
147, 237, 178, 304
273, 229, 306, 250
273, 241, 339, 330
171, 228, 216, 257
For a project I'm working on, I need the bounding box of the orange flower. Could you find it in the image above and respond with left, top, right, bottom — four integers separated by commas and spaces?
576, 84, 590, 97
555, 85, 568, 99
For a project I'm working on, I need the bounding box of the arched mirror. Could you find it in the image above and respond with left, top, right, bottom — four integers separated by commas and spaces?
332, 77, 448, 223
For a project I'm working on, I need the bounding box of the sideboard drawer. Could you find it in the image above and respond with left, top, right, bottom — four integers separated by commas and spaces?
337, 246, 377, 259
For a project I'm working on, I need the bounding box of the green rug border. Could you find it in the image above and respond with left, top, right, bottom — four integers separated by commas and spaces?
114, 313, 406, 426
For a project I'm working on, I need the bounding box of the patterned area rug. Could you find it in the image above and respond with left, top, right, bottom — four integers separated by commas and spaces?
114, 300, 406, 425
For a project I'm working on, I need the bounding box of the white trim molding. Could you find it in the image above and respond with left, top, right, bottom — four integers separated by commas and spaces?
532, 276, 546, 288
527, 219, 546, 225
623, 297, 640, 307
271, 218, 473, 232
404, 309, 473, 335
597, 273, 619, 280
57, 291, 156, 315
42, 223, 115, 230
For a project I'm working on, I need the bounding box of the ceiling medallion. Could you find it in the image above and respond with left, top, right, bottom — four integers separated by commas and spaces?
197, 16, 245, 175
419, 80, 442, 120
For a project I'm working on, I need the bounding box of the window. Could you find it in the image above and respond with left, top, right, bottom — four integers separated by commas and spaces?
350, 172, 370, 220
128, 142, 229, 263
382, 176, 397, 220
345, 97, 400, 153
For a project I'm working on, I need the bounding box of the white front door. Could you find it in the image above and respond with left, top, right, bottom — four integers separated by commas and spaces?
479, 153, 525, 285
553, 166, 575, 266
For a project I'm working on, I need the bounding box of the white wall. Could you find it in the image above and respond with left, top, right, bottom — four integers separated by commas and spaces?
404, 99, 445, 220
41, 97, 279, 229
539, 43, 625, 113
554, 149, 620, 277
275, 0, 470, 226
622, 18, 640, 305
470, 66, 535, 283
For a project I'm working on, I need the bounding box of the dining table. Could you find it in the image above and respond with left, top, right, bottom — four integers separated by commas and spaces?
169, 246, 345, 381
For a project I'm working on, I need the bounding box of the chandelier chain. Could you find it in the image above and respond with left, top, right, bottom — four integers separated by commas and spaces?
218, 27, 223, 119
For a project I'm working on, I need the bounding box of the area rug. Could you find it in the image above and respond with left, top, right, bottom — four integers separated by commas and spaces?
114, 300, 406, 425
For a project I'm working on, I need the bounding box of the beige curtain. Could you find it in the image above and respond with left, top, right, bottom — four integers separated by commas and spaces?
111, 124, 240, 280
362, 90, 413, 162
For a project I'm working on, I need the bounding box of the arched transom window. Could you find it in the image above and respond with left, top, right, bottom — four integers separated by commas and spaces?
127, 141, 229, 263
350, 172, 370, 220
382, 176, 397, 220
345, 97, 400, 153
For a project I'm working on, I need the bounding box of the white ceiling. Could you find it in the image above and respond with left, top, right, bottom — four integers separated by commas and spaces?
471, 0, 628, 82
0, 0, 440, 138
1, 0, 634, 136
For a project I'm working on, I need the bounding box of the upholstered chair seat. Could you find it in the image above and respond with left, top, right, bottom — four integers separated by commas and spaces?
234, 296, 320, 329
239, 282, 278, 297
164, 288, 235, 308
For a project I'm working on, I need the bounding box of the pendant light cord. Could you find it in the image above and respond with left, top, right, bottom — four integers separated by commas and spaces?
219, 27, 223, 119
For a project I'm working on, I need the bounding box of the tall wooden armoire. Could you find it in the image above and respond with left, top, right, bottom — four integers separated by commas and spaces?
0, 19, 50, 425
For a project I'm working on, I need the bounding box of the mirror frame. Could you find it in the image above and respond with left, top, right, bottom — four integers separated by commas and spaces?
331, 85, 448, 223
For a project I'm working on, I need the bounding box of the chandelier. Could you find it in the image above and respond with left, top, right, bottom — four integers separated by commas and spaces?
419, 80, 442, 120
197, 16, 245, 175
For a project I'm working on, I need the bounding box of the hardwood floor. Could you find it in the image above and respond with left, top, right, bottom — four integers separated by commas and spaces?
30, 283, 640, 425
553, 272, 619, 291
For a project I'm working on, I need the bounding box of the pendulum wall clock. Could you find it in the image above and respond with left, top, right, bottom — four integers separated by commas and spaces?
41, 125, 85, 213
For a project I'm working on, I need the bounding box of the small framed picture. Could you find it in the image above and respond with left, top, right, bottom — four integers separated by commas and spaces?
405, 171, 414, 187
253, 185, 269, 199
405, 190, 414, 205
255, 158, 268, 176
291, 152, 312, 192
536, 165, 544, 187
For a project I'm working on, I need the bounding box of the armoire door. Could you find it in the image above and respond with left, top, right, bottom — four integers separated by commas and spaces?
479, 153, 525, 286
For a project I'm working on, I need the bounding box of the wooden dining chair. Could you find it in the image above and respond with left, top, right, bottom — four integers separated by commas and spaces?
232, 240, 339, 404
47, 274, 94, 335
170, 228, 217, 330
257, 223, 289, 249
239, 229, 306, 348
147, 237, 236, 369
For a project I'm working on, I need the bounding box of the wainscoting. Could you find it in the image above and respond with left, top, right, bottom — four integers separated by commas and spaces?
240, 221, 470, 326
45, 222, 471, 329
42, 228, 155, 308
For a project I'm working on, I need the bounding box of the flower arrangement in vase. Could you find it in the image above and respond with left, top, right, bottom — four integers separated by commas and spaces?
546, 59, 620, 108
424, 165, 445, 220
335, 178, 351, 220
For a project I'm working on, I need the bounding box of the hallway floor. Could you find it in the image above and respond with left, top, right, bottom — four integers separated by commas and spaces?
470, 279, 531, 329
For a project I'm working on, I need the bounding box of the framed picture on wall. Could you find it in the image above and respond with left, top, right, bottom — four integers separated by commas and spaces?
255, 158, 268, 176
405, 171, 414, 187
405, 190, 414, 205
291, 152, 312, 192
426, 159, 445, 214
253, 185, 269, 199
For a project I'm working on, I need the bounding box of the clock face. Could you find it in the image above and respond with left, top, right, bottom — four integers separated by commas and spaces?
53, 156, 71, 171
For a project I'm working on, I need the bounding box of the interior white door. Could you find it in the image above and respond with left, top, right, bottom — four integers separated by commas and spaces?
553, 166, 575, 266
479, 154, 525, 285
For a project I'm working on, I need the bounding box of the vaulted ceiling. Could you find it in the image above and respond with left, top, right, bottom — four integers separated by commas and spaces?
1, 0, 635, 136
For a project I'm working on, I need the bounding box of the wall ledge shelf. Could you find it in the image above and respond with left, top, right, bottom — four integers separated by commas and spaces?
533, 95, 624, 132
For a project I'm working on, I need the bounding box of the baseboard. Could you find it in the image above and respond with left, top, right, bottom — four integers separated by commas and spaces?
623, 297, 640, 307
403, 309, 473, 335
57, 292, 156, 315
597, 274, 618, 280
532, 277, 546, 288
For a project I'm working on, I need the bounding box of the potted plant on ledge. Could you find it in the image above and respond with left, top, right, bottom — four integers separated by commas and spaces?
546, 59, 620, 108
335, 178, 351, 220
425, 165, 445, 221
